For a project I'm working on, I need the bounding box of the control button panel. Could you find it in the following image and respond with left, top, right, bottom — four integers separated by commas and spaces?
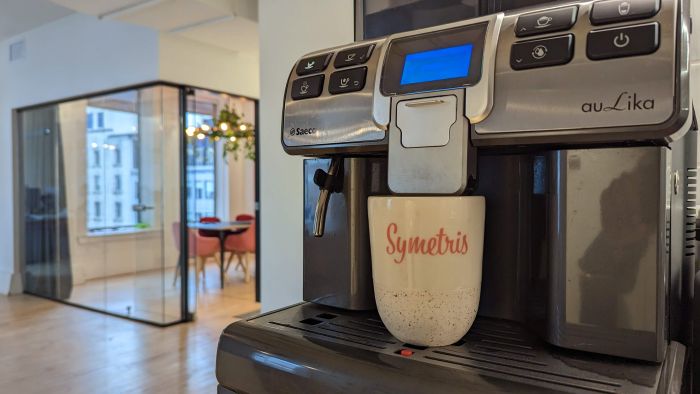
329, 67, 367, 94
296, 53, 332, 76
587, 22, 659, 60
515, 6, 578, 37
590, 0, 660, 25
291, 75, 324, 100
511, 35, 574, 70
334, 45, 374, 68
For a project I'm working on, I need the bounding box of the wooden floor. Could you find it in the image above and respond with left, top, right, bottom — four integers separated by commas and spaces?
0, 263, 260, 394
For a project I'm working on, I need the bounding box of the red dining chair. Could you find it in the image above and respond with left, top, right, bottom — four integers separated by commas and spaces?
171, 222, 220, 287
198, 216, 221, 238
235, 213, 255, 221
224, 219, 256, 283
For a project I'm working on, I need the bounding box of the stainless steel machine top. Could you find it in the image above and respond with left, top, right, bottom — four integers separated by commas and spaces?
282, 0, 692, 154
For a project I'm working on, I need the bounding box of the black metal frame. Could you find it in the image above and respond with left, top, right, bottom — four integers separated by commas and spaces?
13, 80, 261, 327
355, 0, 525, 41
180, 86, 192, 322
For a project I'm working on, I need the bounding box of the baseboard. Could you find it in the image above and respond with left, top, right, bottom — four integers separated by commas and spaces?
0, 271, 23, 295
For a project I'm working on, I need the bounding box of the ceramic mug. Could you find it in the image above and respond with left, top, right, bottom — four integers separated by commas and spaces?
367, 196, 485, 347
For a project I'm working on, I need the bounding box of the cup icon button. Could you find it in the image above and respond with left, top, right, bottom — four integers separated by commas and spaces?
535, 15, 553, 28
618, 1, 631, 16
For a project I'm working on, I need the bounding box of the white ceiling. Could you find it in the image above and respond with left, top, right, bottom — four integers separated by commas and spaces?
0, 0, 74, 42
51, 0, 259, 53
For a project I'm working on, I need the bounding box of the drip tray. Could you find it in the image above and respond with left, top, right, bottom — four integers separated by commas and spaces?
216, 303, 685, 394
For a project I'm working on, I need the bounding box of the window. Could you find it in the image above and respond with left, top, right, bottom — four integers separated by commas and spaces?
132, 137, 140, 169
94, 201, 101, 219
87, 113, 94, 130
97, 112, 104, 129
94, 175, 100, 193
114, 175, 122, 194
114, 202, 122, 222
113, 145, 121, 167
93, 149, 100, 167
205, 181, 214, 199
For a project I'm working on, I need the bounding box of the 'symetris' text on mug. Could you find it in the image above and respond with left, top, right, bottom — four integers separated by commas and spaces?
385, 223, 470, 264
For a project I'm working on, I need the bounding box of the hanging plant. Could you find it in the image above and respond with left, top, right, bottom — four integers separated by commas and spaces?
185, 105, 255, 161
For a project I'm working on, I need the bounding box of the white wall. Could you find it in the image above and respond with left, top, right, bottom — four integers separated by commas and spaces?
258, 0, 354, 312
159, 34, 260, 99
0, 14, 160, 294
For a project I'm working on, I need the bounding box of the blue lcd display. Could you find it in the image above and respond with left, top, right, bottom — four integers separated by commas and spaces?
400, 43, 473, 85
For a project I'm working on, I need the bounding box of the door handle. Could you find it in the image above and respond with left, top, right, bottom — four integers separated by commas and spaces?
132, 204, 154, 212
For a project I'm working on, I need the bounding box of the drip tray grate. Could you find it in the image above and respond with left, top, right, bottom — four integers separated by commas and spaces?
218, 303, 685, 394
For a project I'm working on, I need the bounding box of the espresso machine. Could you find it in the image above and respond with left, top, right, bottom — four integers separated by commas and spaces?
217, 0, 699, 392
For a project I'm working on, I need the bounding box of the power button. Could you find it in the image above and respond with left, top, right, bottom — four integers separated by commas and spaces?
587, 22, 659, 60
613, 33, 630, 48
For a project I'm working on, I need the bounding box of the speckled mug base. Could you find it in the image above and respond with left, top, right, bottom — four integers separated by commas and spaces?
374, 286, 480, 347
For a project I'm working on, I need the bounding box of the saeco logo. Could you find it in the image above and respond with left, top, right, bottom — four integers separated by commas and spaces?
289, 127, 317, 136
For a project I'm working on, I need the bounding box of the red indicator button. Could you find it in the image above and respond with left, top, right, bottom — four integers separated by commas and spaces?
399, 349, 414, 357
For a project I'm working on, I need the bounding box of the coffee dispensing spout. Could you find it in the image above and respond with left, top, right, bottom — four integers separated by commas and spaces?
312, 157, 343, 237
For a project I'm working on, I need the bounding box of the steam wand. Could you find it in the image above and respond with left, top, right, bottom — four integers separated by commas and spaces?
313, 157, 343, 237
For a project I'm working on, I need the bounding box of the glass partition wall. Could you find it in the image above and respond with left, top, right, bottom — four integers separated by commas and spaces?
16, 82, 258, 325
